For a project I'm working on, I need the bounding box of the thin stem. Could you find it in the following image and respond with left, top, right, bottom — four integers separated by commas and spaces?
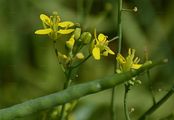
147, 70, 156, 105
117, 0, 123, 55
111, 0, 123, 119
53, 40, 66, 74
71, 54, 91, 69
144, 50, 156, 105
124, 85, 131, 120
52, 40, 74, 120
59, 69, 72, 120
111, 88, 116, 120
139, 86, 174, 120
109, 36, 119, 43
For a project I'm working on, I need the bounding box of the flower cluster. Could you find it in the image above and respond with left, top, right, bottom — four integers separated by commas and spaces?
35, 12, 74, 39
116, 48, 142, 85
34, 12, 146, 119
35, 12, 115, 63
116, 48, 142, 73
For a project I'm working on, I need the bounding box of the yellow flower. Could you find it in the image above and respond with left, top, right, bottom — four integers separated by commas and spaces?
35, 13, 74, 39
116, 48, 142, 73
92, 30, 115, 60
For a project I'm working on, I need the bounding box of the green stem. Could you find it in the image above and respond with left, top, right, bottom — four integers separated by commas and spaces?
0, 60, 166, 120
117, 0, 123, 54
52, 40, 74, 120
111, 0, 123, 119
138, 85, 174, 120
59, 68, 72, 120
72, 54, 91, 69
124, 85, 131, 120
53, 40, 66, 74
147, 70, 156, 105
109, 36, 119, 43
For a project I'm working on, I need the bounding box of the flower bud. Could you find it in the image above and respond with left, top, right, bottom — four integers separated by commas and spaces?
74, 28, 81, 40
66, 35, 75, 49
58, 52, 68, 64
76, 52, 84, 59
80, 32, 92, 44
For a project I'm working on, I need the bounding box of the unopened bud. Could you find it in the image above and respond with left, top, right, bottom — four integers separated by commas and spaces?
133, 6, 138, 12
80, 32, 92, 44
129, 107, 135, 113
76, 52, 84, 59
58, 52, 68, 64
74, 28, 81, 40
66, 35, 75, 49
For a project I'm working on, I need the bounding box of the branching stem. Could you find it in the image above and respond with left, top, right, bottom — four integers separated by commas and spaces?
0, 60, 166, 120
72, 54, 91, 69
138, 85, 174, 120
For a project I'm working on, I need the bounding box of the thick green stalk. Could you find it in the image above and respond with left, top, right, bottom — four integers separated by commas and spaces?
139, 85, 174, 120
111, 0, 122, 119
0, 60, 165, 120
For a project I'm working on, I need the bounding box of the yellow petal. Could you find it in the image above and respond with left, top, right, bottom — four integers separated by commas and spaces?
40, 14, 51, 26
116, 53, 126, 64
35, 28, 52, 34
103, 51, 108, 56
105, 47, 115, 55
92, 47, 100, 60
57, 29, 74, 34
66, 36, 75, 49
108, 49, 115, 55
98, 34, 106, 42
132, 64, 142, 69
58, 21, 74, 27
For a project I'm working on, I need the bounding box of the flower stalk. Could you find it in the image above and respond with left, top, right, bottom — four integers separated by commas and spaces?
124, 84, 131, 120
0, 59, 164, 120
111, 0, 123, 119
139, 85, 174, 120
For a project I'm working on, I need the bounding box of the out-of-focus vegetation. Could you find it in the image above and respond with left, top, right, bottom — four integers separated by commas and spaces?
0, 0, 174, 120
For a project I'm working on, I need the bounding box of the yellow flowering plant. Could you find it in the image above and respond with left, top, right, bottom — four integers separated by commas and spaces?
0, 0, 168, 119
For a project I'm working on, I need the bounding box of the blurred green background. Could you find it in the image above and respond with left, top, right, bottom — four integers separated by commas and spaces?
0, 0, 174, 120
